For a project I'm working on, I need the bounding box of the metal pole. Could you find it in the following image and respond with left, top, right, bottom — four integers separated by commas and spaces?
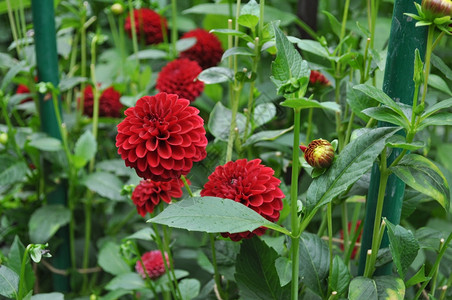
31, 0, 70, 291
358, 0, 427, 276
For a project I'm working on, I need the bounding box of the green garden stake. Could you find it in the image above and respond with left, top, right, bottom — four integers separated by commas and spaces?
358, 0, 427, 276
31, 0, 70, 291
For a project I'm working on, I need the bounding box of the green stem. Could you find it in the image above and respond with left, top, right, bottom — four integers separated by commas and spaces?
420, 25, 435, 107
181, 175, 193, 197
290, 108, 301, 300
414, 232, 452, 300
334, 78, 343, 151
81, 194, 92, 292
327, 202, 333, 296
305, 108, 313, 144
344, 216, 364, 265
89, 36, 100, 171
78, 5, 87, 123
128, 0, 139, 63
294, 18, 319, 41
171, 0, 178, 58
162, 226, 182, 299
430, 239, 445, 297
18, 245, 31, 299
132, 242, 158, 298
6, 0, 22, 58
225, 83, 242, 162
210, 235, 225, 299
340, 202, 349, 261
1, 95, 24, 160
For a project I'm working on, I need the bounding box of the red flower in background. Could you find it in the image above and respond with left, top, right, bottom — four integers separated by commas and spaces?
179, 29, 223, 69
156, 58, 204, 102
116, 93, 207, 182
201, 158, 284, 241
125, 8, 167, 45
309, 70, 330, 87
131, 178, 184, 217
16, 84, 33, 103
81, 85, 123, 118
135, 250, 170, 279
340, 220, 363, 259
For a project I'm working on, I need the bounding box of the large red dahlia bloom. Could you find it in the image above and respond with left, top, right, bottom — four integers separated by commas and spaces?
156, 58, 204, 102
132, 178, 184, 217
180, 29, 223, 69
125, 8, 168, 45
135, 250, 170, 279
81, 85, 123, 118
201, 158, 284, 241
116, 92, 207, 181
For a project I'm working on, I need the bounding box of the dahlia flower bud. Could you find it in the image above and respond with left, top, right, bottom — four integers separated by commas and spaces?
0, 132, 7, 145
135, 250, 170, 279
422, 0, 452, 18
111, 3, 124, 15
300, 139, 335, 169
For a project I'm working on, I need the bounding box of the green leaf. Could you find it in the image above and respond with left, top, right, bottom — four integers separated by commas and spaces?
280, 97, 340, 112
346, 83, 378, 122
148, 197, 289, 235
240, 0, 259, 17
374, 276, 405, 299
208, 102, 248, 141
175, 37, 197, 52
275, 257, 292, 287
353, 84, 408, 124
418, 112, 452, 131
306, 127, 399, 212
348, 277, 377, 300
390, 154, 450, 211
322, 11, 341, 37
271, 24, 310, 84
198, 67, 235, 84
98, 242, 130, 275
298, 233, 329, 297
28, 205, 71, 243
74, 130, 97, 168
221, 47, 255, 61
99, 289, 131, 300
82, 172, 125, 201
0, 157, 28, 186
385, 219, 419, 279
179, 278, 201, 300
242, 127, 293, 147
329, 256, 351, 296
406, 265, 430, 287
238, 15, 259, 29
0, 265, 19, 299
421, 98, 452, 119
431, 53, 452, 80
296, 39, 330, 60
31, 293, 65, 300
125, 227, 155, 241
428, 74, 452, 96
386, 135, 425, 151
58, 76, 88, 92
28, 136, 62, 151
127, 49, 167, 60
209, 29, 254, 43
6, 236, 35, 294
235, 237, 290, 300
1, 60, 27, 91
362, 106, 410, 129
254, 103, 277, 127
0, 53, 17, 69
105, 273, 145, 291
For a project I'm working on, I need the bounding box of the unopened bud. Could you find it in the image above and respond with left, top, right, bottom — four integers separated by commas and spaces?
111, 3, 124, 15
0, 132, 7, 144
300, 139, 335, 169
422, 0, 452, 18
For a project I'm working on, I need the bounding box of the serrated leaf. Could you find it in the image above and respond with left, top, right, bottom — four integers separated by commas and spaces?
179, 278, 201, 300
348, 277, 377, 300
386, 135, 425, 151
208, 102, 249, 141
82, 172, 125, 201
0, 265, 19, 299
280, 98, 340, 112
374, 276, 405, 299
298, 233, 329, 297
242, 127, 293, 147
329, 256, 351, 295
105, 273, 145, 291
362, 106, 410, 129
353, 84, 408, 124
254, 103, 277, 127
28, 205, 71, 243
418, 112, 452, 130
148, 197, 289, 235
198, 67, 234, 84
385, 219, 419, 279
28, 136, 62, 151
221, 47, 255, 61
98, 242, 130, 275
390, 154, 450, 210
235, 237, 290, 300
306, 127, 399, 213
74, 130, 97, 168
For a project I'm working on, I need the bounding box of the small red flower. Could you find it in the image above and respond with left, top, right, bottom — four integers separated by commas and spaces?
201, 159, 284, 241
81, 85, 123, 118
340, 220, 363, 259
116, 92, 207, 182
156, 58, 204, 102
135, 250, 170, 279
179, 29, 223, 69
300, 139, 335, 169
132, 178, 184, 217
125, 8, 167, 45
309, 70, 330, 87
16, 84, 33, 103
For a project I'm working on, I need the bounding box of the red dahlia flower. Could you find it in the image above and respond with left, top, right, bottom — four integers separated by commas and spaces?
81, 85, 123, 118
16, 84, 33, 103
340, 220, 363, 259
135, 250, 170, 279
116, 92, 207, 182
156, 58, 204, 102
201, 158, 284, 241
125, 8, 168, 45
180, 28, 223, 69
132, 178, 184, 217
309, 70, 330, 87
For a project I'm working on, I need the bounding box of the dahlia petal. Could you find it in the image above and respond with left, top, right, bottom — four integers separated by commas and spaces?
160, 158, 174, 170
157, 141, 172, 159
146, 151, 160, 168
249, 194, 264, 206
136, 143, 147, 158
137, 158, 147, 172
128, 150, 138, 163
146, 137, 158, 151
